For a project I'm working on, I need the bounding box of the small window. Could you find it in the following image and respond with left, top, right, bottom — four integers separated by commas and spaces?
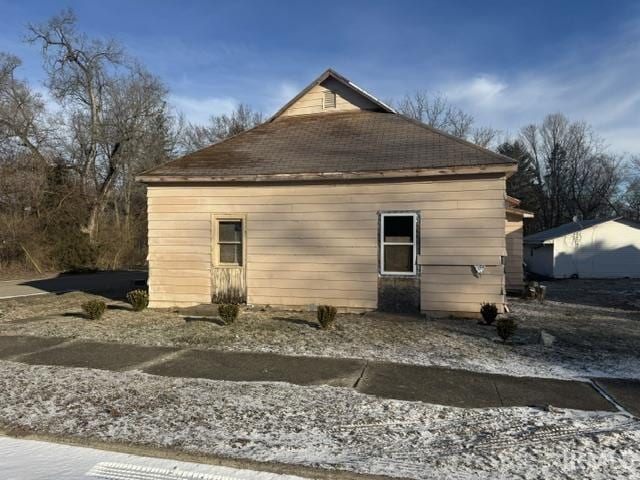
218, 220, 243, 265
380, 213, 417, 275
323, 90, 336, 109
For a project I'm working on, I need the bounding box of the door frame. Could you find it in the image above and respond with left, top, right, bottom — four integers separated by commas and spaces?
211, 213, 247, 303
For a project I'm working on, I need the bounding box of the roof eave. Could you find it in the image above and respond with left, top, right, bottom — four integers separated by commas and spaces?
137, 163, 517, 184
507, 206, 535, 218
524, 239, 554, 246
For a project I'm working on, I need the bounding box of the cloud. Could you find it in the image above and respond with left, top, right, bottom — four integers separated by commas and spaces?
170, 94, 238, 125
447, 75, 507, 107
438, 22, 640, 154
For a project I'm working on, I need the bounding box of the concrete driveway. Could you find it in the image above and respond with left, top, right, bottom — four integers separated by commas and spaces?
0, 271, 147, 300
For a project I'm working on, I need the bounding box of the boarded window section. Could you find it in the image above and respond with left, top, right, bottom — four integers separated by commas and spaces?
381, 214, 416, 274
323, 90, 336, 109
218, 220, 243, 265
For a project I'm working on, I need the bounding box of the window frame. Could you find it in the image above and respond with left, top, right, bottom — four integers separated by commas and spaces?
379, 212, 418, 276
212, 214, 246, 268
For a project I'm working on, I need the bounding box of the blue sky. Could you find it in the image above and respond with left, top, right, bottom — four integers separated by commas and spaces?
1, 0, 639, 153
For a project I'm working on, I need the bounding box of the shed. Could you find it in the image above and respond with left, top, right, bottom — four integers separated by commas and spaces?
524, 218, 640, 278
137, 69, 518, 315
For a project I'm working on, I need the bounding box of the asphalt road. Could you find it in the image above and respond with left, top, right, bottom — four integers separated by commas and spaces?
0, 271, 147, 300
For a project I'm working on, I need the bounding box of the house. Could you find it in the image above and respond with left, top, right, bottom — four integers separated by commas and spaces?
505, 196, 534, 292
137, 69, 519, 315
524, 218, 640, 278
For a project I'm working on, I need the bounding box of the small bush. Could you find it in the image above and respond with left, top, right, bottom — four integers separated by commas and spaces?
126, 289, 149, 311
496, 317, 517, 343
81, 300, 107, 320
53, 234, 98, 272
480, 302, 498, 325
317, 305, 337, 330
218, 303, 240, 324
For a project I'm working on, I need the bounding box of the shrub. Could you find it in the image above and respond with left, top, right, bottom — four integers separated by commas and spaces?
480, 303, 498, 325
81, 300, 107, 320
126, 289, 149, 311
317, 305, 337, 330
496, 317, 517, 343
53, 234, 98, 272
218, 303, 240, 324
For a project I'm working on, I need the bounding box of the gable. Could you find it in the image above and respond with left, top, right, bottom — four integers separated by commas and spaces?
279, 77, 384, 118
271, 68, 394, 121
137, 68, 517, 183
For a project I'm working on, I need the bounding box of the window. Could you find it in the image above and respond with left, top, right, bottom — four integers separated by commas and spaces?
380, 213, 417, 275
217, 220, 243, 266
323, 90, 336, 109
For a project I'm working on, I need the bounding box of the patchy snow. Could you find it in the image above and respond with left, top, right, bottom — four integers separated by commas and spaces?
1, 279, 640, 381
0, 360, 638, 479
0, 436, 309, 480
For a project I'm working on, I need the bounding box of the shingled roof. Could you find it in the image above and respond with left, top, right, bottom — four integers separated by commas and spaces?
138, 71, 516, 183
524, 218, 640, 245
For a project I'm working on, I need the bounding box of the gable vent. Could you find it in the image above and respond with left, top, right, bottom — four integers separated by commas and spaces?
323, 90, 336, 109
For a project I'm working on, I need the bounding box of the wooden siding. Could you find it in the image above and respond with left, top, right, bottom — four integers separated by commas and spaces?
147, 176, 507, 312
279, 77, 381, 117
505, 212, 524, 291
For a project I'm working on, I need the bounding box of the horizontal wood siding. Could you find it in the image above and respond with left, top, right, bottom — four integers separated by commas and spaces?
279, 77, 381, 117
419, 172, 507, 313
505, 213, 524, 291
147, 176, 507, 311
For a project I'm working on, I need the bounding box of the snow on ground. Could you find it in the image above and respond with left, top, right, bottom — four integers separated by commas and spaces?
2, 288, 640, 380
0, 436, 309, 480
0, 360, 638, 480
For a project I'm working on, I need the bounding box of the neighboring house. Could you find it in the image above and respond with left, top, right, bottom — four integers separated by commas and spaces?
137, 69, 518, 315
505, 196, 534, 292
524, 218, 640, 279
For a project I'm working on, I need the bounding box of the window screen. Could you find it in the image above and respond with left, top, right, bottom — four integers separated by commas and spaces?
380, 214, 416, 274
218, 220, 243, 265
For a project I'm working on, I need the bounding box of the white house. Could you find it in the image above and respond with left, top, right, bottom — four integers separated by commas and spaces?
524, 218, 640, 278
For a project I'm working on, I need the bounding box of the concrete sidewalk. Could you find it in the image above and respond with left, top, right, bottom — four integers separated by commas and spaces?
0, 335, 630, 413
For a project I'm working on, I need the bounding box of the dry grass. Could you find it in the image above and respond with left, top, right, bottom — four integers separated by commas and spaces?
0, 279, 638, 379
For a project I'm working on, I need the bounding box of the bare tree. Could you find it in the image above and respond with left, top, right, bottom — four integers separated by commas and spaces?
181, 103, 263, 153
0, 10, 180, 274
520, 113, 621, 229
471, 126, 500, 149
24, 10, 174, 243
0, 53, 51, 164
614, 156, 640, 221
397, 90, 499, 148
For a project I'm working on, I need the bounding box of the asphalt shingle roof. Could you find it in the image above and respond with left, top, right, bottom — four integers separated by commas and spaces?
524, 218, 622, 244
140, 111, 515, 180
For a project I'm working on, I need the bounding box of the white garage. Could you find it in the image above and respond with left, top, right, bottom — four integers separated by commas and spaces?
524, 218, 640, 279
